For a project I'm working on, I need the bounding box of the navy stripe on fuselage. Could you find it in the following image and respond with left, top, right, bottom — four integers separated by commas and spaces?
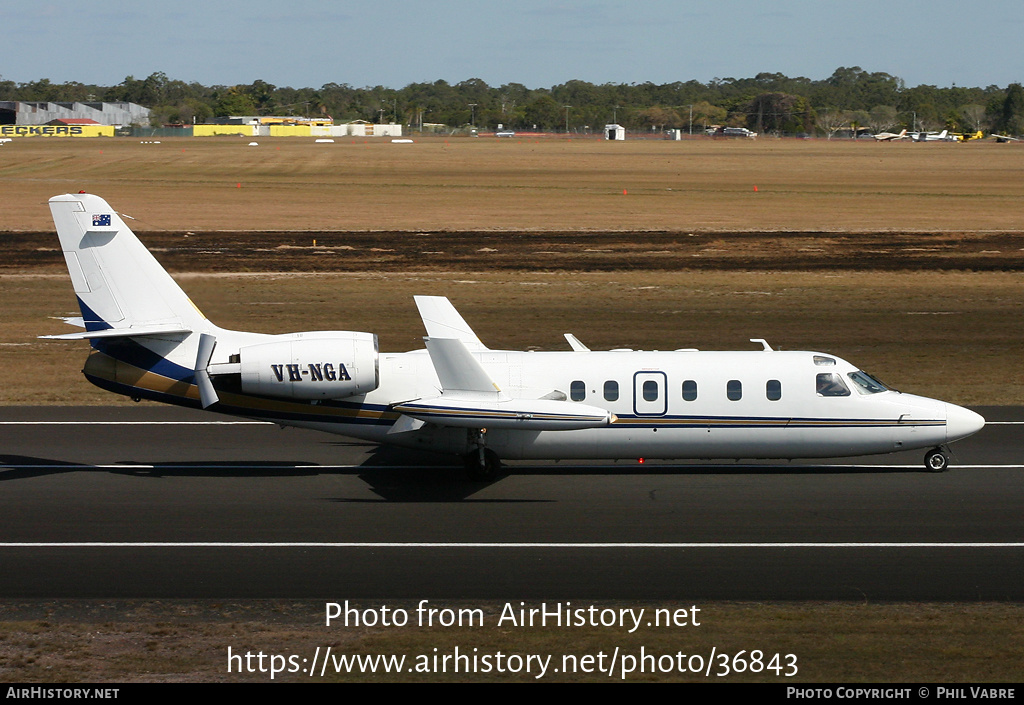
87, 372, 396, 426
77, 297, 113, 332
92, 337, 195, 382
84, 344, 396, 427
609, 414, 943, 429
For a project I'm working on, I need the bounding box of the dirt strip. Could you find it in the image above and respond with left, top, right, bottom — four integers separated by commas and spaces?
6, 229, 1024, 272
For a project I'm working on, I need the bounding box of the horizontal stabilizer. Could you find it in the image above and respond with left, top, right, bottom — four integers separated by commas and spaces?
393, 397, 614, 431
40, 325, 192, 340
415, 296, 486, 350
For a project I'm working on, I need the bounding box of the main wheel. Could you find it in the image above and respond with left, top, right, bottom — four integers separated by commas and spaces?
924, 448, 949, 472
464, 448, 502, 481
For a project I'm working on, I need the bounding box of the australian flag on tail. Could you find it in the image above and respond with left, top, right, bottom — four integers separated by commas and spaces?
92, 214, 112, 227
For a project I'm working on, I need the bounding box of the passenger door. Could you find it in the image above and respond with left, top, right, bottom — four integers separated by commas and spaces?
633, 371, 668, 417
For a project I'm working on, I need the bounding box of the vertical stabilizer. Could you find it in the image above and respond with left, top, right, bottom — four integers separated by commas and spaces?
48, 194, 207, 333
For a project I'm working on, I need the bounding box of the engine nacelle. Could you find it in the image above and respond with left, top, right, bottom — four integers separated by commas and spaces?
239, 331, 378, 400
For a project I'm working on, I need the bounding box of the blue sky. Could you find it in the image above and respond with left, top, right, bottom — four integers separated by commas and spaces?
5, 0, 1022, 89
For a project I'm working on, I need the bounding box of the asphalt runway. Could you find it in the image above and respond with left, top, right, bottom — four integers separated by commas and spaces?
1, 405, 1022, 600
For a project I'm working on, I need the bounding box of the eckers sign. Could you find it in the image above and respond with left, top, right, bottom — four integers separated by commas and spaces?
0, 125, 115, 137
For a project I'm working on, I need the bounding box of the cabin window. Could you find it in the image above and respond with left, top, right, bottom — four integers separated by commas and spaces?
570, 380, 586, 401
766, 379, 782, 401
848, 370, 888, 395
727, 379, 742, 401
682, 379, 698, 401
642, 380, 659, 402
816, 373, 851, 397
604, 380, 619, 401
813, 355, 836, 366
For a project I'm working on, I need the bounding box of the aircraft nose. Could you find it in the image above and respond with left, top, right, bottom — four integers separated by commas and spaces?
945, 404, 985, 443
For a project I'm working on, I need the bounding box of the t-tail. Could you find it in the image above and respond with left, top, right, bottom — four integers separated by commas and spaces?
45, 193, 215, 407
45, 193, 379, 412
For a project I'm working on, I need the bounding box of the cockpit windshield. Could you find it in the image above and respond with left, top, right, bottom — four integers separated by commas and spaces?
848, 370, 889, 394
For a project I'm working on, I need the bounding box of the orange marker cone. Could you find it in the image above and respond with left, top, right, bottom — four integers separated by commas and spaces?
236, 183, 241, 188
753, 185, 758, 192
623, 189, 628, 195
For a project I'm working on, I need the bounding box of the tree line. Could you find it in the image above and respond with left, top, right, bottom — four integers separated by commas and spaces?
3, 67, 1023, 136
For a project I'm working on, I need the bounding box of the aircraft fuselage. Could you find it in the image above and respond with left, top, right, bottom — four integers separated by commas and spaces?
82, 331, 981, 463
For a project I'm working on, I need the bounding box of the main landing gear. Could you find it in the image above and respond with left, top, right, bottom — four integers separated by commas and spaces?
924, 447, 949, 472
463, 429, 502, 480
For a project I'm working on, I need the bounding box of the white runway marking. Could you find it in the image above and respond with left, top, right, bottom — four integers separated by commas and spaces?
3, 420, 1019, 426
2, 463, 1023, 470
0, 421, 271, 425
2, 542, 1023, 548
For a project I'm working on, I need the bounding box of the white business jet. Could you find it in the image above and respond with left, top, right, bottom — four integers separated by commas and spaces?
45, 194, 984, 477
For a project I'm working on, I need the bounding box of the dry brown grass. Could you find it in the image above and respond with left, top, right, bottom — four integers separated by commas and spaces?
2, 601, 1022, 683
3, 136, 1024, 232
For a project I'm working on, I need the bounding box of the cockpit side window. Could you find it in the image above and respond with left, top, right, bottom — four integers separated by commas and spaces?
816, 372, 851, 397
848, 370, 888, 394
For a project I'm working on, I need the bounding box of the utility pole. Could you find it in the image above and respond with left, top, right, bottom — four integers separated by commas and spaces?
564, 105, 571, 133
468, 103, 478, 127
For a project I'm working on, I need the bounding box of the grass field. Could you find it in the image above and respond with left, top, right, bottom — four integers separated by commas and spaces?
2, 135, 1024, 232
2, 600, 1020, 683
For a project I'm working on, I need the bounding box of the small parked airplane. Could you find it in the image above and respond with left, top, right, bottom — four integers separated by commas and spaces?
873, 129, 907, 141
45, 193, 985, 477
910, 130, 954, 142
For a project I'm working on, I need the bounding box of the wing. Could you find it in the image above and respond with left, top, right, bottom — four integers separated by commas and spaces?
414, 296, 487, 350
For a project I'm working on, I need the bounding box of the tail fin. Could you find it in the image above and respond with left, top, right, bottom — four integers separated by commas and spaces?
48, 193, 208, 336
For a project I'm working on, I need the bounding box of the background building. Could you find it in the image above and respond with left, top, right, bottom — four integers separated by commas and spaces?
0, 101, 150, 127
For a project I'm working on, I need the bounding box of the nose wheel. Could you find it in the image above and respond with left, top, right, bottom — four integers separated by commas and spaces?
924, 447, 949, 472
